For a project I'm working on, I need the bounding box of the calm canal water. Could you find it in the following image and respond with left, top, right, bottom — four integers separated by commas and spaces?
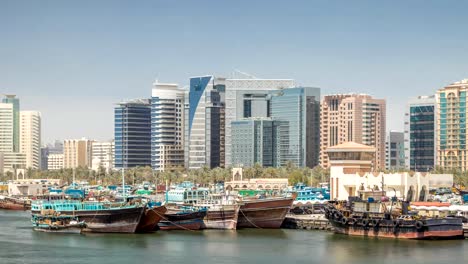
0, 210, 467, 264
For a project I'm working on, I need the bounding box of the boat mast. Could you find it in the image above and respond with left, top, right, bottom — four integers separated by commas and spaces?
122, 168, 125, 199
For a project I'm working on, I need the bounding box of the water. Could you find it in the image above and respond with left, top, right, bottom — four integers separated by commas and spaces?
1, 210, 467, 264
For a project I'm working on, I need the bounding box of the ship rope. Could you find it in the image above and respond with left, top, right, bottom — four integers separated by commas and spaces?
239, 209, 262, 229
153, 209, 198, 232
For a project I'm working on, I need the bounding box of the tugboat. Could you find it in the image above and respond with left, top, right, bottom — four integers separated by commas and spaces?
325, 196, 464, 240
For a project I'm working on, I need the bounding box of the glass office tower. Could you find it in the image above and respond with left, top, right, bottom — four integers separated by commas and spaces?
114, 99, 151, 169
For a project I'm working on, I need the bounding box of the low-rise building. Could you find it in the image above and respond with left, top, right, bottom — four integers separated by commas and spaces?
8, 179, 62, 196
47, 154, 64, 170
328, 142, 452, 201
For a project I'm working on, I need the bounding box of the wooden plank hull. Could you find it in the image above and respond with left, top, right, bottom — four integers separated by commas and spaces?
237, 198, 293, 229
136, 206, 167, 233
32, 206, 145, 233
203, 205, 239, 230
158, 210, 206, 231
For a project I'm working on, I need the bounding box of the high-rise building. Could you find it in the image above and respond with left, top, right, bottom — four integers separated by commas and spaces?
63, 138, 93, 168
2, 95, 20, 152
320, 94, 386, 169
436, 79, 468, 170
270, 87, 320, 168
385, 131, 405, 170
47, 153, 64, 170
185, 76, 224, 169
231, 118, 280, 167
114, 99, 151, 169
20, 111, 41, 169
91, 140, 114, 172
405, 95, 436, 171
224, 78, 295, 167
0, 103, 14, 153
151, 82, 185, 171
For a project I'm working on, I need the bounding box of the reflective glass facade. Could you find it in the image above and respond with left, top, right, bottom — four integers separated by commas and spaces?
114, 99, 151, 169
231, 119, 280, 167
270, 87, 320, 167
186, 76, 222, 169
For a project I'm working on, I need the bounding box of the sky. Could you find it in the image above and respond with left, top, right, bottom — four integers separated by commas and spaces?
1, 0, 468, 144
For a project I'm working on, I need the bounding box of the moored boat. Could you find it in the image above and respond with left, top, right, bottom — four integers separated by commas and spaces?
31, 200, 146, 233
158, 208, 207, 231
136, 205, 167, 233
237, 197, 294, 228
32, 214, 86, 234
0, 196, 31, 210
325, 198, 464, 240
202, 204, 239, 230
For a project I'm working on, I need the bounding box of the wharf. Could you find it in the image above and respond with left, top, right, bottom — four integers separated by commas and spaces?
281, 214, 333, 231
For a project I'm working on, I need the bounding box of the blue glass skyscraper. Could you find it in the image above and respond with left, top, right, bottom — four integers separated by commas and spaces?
114, 99, 151, 169
270, 87, 320, 168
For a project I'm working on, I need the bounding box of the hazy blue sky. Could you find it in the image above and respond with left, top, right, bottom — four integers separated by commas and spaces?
1, 0, 468, 143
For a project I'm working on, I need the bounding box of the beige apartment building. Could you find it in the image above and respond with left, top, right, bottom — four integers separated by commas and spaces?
436, 79, 468, 171
63, 138, 93, 168
320, 94, 386, 169
20, 111, 41, 169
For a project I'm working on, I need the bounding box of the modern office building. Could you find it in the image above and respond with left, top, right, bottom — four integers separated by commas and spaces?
91, 140, 114, 172
40, 140, 64, 170
0, 103, 14, 153
20, 111, 41, 169
224, 78, 295, 167
320, 94, 386, 169
47, 153, 64, 170
436, 79, 468, 171
385, 131, 405, 170
185, 76, 224, 169
63, 138, 93, 169
270, 87, 320, 168
405, 95, 436, 171
151, 82, 185, 171
2, 95, 20, 152
231, 118, 280, 167
114, 99, 151, 169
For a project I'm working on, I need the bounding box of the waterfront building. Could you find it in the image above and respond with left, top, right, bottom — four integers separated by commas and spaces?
385, 131, 405, 170
405, 95, 436, 171
151, 82, 185, 171
436, 79, 468, 171
185, 76, 224, 169
327, 142, 452, 201
320, 94, 386, 170
224, 168, 288, 191
2, 95, 20, 152
114, 99, 151, 169
91, 140, 114, 172
231, 118, 280, 167
47, 153, 64, 170
20, 111, 41, 169
63, 138, 93, 169
270, 87, 320, 168
224, 78, 295, 167
8, 179, 62, 196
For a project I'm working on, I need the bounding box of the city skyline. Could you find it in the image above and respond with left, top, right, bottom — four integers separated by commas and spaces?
2, 1, 468, 143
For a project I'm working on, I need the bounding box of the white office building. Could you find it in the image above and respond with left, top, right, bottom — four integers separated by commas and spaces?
91, 140, 114, 172
20, 111, 41, 169
47, 153, 64, 170
151, 82, 185, 171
